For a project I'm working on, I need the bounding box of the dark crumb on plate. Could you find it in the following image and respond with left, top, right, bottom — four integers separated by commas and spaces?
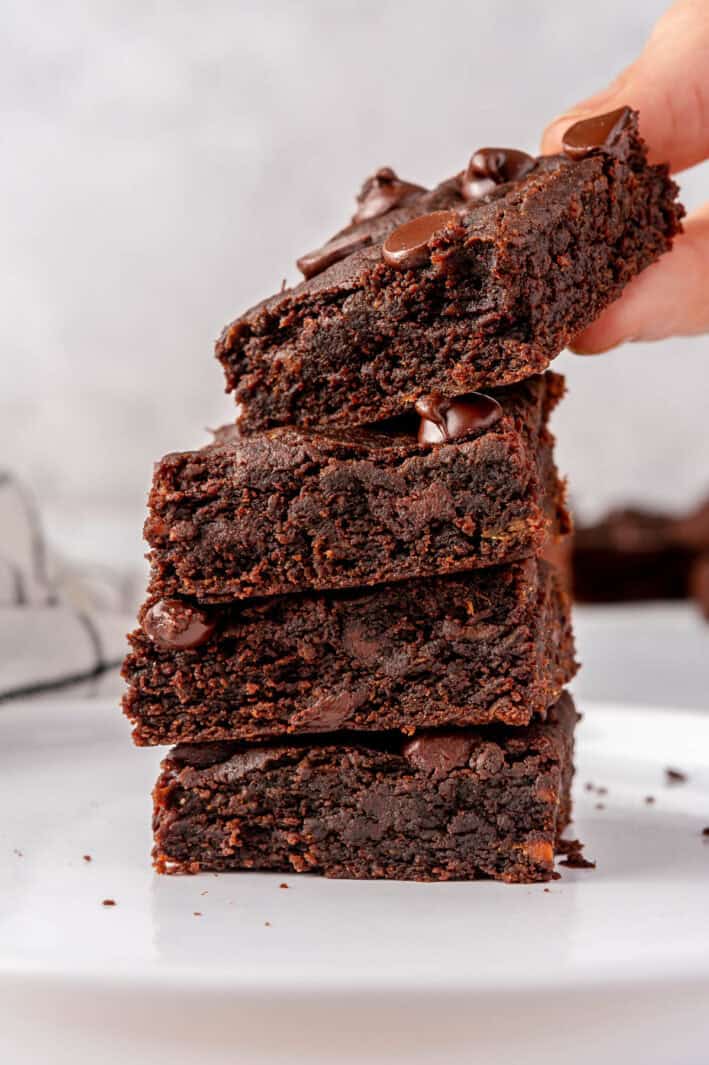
596, 786, 608, 796
200, 890, 208, 896
665, 767, 688, 785
279, 882, 289, 889
13, 849, 23, 858
83, 854, 92, 862
702, 827, 709, 838
645, 795, 656, 805
543, 888, 551, 893
558, 838, 596, 870
584, 782, 594, 792
101, 899, 116, 907
595, 803, 605, 811
264, 921, 271, 927
193, 911, 202, 917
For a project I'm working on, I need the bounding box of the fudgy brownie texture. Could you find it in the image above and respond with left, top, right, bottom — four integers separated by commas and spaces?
145, 373, 569, 602
153, 692, 577, 882
216, 109, 682, 433
123, 558, 576, 745
573, 499, 709, 606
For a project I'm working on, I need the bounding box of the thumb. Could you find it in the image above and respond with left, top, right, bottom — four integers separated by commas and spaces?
541, 0, 709, 173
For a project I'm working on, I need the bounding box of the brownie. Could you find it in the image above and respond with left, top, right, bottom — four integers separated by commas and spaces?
690, 554, 709, 621
123, 558, 576, 745
572, 500, 709, 604
216, 108, 682, 433
152, 692, 578, 883
146, 373, 569, 602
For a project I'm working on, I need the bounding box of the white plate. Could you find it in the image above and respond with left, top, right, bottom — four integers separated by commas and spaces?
2, 698, 708, 1065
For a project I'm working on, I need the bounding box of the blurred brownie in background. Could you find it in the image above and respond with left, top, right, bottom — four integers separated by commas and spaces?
572, 497, 709, 619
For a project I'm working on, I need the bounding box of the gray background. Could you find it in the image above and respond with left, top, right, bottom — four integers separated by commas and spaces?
2, 0, 707, 571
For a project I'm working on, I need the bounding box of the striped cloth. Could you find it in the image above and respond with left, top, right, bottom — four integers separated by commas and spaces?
0, 472, 137, 700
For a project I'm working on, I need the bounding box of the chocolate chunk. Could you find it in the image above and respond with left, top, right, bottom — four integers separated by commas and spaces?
290, 687, 369, 732
297, 231, 373, 280
460, 147, 535, 201
353, 166, 426, 224
402, 733, 473, 780
415, 391, 502, 444
143, 599, 216, 650
562, 106, 632, 159
381, 210, 458, 269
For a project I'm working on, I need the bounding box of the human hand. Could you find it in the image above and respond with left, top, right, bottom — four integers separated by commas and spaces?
542, 0, 709, 354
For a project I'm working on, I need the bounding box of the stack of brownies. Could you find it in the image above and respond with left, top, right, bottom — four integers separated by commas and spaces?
122, 107, 681, 883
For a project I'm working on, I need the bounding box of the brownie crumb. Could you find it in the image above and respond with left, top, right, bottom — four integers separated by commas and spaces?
558, 838, 596, 870
13, 848, 23, 858
543, 888, 551, 894
82, 854, 92, 862
279, 882, 289, 889
101, 899, 116, 907
665, 767, 688, 785
595, 803, 605, 811
596, 786, 608, 796
702, 827, 709, 838
645, 795, 656, 805
200, 890, 208, 896
584, 782, 594, 792
264, 921, 271, 927
193, 911, 202, 917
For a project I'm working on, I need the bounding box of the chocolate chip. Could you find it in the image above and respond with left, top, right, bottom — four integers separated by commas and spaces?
562, 106, 632, 159
353, 166, 425, 224
290, 687, 369, 731
142, 599, 216, 651
381, 210, 458, 269
297, 230, 373, 280
460, 147, 535, 200
415, 391, 502, 444
402, 733, 473, 780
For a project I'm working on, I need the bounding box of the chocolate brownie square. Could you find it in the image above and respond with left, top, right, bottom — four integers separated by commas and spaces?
152, 692, 578, 883
123, 558, 576, 744
146, 373, 569, 602
217, 108, 682, 433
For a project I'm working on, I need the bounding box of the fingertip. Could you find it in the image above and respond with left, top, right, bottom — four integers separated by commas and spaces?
540, 116, 571, 156
567, 335, 620, 356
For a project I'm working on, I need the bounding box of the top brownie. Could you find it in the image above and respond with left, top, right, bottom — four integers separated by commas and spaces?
217, 108, 682, 433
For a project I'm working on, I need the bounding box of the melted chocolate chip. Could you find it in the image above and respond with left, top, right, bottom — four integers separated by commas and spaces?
415, 391, 502, 444
353, 166, 426, 224
297, 230, 373, 280
562, 106, 632, 159
143, 599, 216, 650
403, 733, 474, 780
381, 210, 458, 269
460, 147, 535, 201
